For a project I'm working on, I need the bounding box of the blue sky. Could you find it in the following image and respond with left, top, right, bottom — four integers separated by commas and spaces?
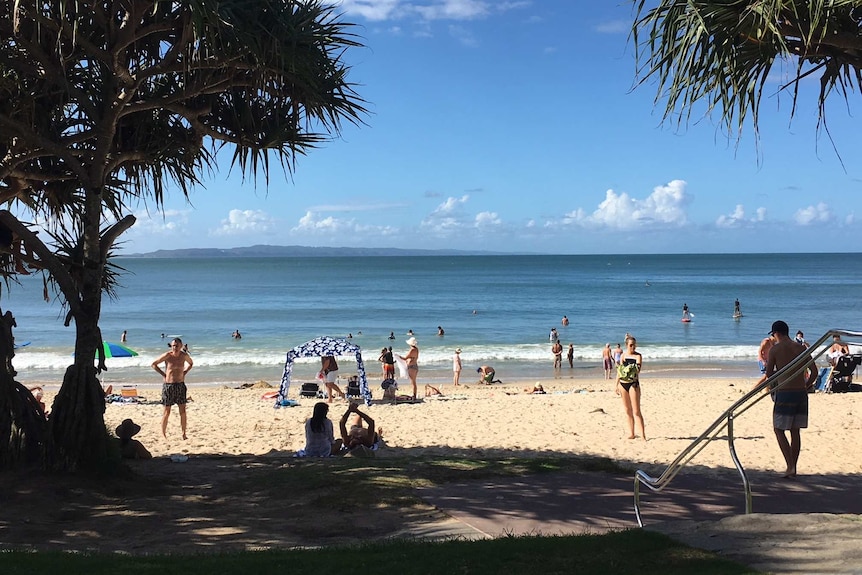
122, 1, 861, 255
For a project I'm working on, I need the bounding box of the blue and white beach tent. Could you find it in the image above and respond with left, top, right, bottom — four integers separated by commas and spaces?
277, 336, 371, 406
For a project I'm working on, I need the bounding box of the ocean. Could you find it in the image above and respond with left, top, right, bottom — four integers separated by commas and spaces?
5, 253, 862, 389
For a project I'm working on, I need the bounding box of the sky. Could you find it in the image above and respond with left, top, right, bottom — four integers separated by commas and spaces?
120, 1, 862, 255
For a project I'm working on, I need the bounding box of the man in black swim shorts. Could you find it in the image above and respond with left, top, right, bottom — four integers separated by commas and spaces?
152, 337, 194, 439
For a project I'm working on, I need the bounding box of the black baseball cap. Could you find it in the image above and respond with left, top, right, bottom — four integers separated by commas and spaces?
769, 320, 789, 336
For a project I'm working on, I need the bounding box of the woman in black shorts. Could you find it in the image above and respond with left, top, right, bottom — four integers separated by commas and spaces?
617, 337, 646, 440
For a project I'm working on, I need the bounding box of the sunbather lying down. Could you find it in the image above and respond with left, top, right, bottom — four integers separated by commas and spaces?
340, 402, 383, 455
425, 384, 443, 397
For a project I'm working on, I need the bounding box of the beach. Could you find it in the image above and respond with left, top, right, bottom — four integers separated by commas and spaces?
38, 372, 862, 477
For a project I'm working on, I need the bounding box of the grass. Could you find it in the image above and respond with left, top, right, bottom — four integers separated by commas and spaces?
0, 531, 760, 575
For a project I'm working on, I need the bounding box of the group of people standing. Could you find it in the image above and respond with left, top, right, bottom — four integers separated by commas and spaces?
375, 337, 420, 399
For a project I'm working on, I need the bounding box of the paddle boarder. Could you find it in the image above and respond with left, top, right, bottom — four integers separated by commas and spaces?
682, 303, 691, 322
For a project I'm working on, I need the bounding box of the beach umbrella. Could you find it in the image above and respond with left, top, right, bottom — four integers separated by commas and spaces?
102, 341, 138, 358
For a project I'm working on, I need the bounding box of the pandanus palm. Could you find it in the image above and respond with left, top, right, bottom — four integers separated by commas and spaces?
0, 0, 366, 470
632, 0, 862, 144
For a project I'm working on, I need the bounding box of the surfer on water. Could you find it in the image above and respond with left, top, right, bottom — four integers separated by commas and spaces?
682, 303, 691, 322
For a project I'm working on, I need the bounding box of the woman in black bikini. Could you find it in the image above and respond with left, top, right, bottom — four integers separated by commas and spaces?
617, 336, 646, 441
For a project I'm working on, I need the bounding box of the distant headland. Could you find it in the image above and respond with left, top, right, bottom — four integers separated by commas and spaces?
124, 244, 508, 258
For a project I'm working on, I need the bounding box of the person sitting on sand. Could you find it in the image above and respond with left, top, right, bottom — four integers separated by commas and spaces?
339, 402, 380, 455
116, 419, 153, 459
524, 383, 546, 394
424, 384, 443, 397
827, 334, 850, 366
477, 365, 502, 384
381, 378, 398, 400
28, 386, 47, 416
303, 402, 342, 457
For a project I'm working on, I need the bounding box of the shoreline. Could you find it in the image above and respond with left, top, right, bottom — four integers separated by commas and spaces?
21, 359, 766, 390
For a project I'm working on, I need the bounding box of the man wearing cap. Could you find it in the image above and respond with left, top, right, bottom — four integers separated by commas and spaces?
764, 320, 817, 478
453, 348, 462, 387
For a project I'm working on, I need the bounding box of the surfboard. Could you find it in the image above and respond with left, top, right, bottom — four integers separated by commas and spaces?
681, 318, 692, 323
13, 341, 31, 349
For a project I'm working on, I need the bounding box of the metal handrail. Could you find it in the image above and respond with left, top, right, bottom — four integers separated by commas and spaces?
633, 328, 862, 527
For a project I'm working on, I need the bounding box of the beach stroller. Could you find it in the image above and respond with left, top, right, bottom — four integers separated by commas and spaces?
826, 354, 862, 393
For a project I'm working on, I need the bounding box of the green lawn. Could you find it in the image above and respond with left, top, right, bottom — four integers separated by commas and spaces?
0, 531, 759, 575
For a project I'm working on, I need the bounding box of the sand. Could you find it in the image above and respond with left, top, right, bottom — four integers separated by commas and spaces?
36, 373, 860, 477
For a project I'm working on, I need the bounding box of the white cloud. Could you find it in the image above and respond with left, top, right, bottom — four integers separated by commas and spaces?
475, 211, 501, 228
415, 0, 490, 20
594, 19, 629, 34
715, 204, 767, 228
291, 211, 396, 237
421, 194, 496, 235
433, 195, 470, 216
562, 180, 691, 229
336, 0, 403, 21
794, 202, 832, 226
336, 0, 527, 22
210, 209, 276, 236
130, 208, 191, 236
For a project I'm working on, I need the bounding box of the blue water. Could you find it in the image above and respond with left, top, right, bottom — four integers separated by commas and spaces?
5, 253, 862, 386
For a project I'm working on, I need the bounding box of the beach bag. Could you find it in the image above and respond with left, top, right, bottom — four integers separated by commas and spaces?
617, 362, 639, 383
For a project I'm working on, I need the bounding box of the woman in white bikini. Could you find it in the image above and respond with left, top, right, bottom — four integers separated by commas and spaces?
398, 337, 419, 399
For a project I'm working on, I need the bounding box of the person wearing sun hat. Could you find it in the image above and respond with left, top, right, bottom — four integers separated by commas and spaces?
115, 418, 152, 460
397, 337, 420, 400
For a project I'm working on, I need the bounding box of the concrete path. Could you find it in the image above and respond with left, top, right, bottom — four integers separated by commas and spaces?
418, 468, 862, 574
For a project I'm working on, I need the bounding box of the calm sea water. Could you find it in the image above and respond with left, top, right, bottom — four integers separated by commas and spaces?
5, 253, 862, 388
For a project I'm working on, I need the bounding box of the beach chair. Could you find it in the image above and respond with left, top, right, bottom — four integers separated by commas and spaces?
299, 382, 321, 398
345, 375, 361, 399
826, 354, 862, 393
814, 367, 832, 392
121, 385, 138, 398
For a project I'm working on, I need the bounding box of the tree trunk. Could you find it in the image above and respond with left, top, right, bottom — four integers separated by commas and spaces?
45, 189, 109, 471
0, 308, 47, 468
